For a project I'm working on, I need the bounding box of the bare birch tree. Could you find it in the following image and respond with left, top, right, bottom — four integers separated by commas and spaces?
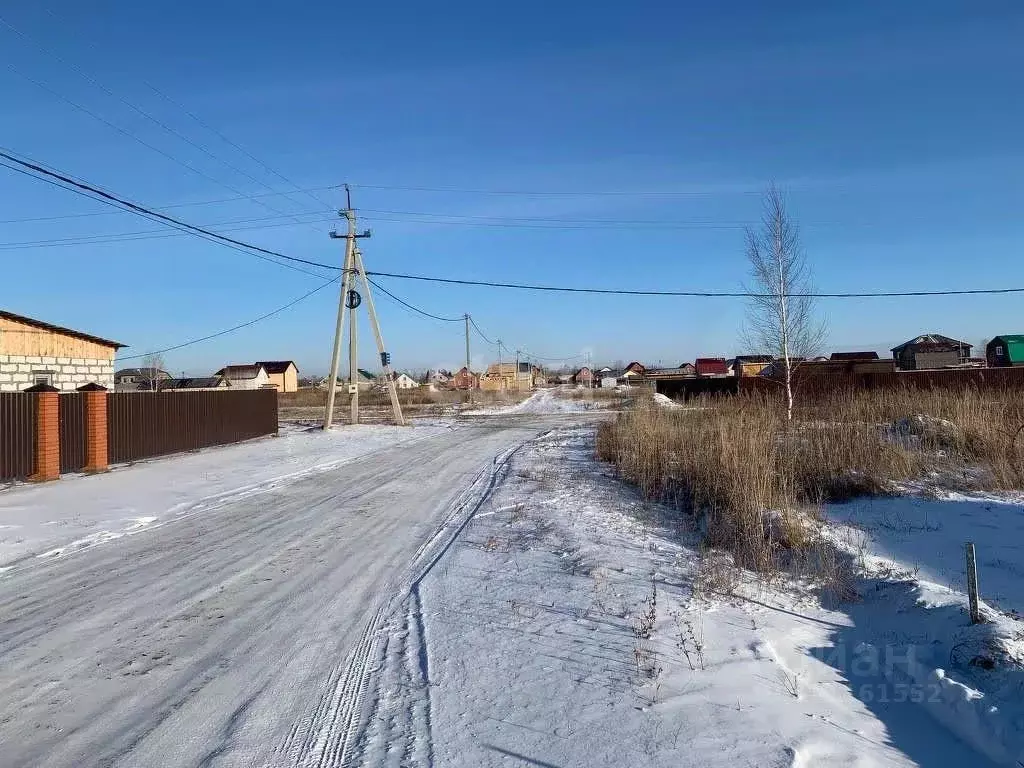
743, 185, 825, 420
139, 352, 166, 392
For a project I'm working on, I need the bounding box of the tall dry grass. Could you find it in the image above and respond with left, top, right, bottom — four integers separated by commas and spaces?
597, 388, 1024, 572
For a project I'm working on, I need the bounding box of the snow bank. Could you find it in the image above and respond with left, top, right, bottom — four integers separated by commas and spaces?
0, 422, 452, 568
464, 388, 593, 415
652, 392, 682, 408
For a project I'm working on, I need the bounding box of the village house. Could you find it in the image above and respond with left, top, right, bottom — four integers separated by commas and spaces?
571, 366, 594, 387
255, 361, 299, 393
987, 336, 1024, 367
694, 358, 729, 377
114, 367, 172, 391
451, 366, 479, 390
0, 309, 122, 392
392, 372, 420, 389
599, 369, 624, 388
891, 334, 972, 371
677, 362, 697, 377
215, 364, 270, 390
730, 355, 773, 377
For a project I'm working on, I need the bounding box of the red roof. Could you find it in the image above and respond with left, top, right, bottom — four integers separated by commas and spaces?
694, 357, 729, 376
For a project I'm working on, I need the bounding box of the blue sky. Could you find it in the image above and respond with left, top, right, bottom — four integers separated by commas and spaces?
2, 1, 1022, 375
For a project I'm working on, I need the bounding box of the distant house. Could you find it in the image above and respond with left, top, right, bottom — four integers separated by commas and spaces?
158, 376, 229, 392
451, 366, 479, 390
599, 369, 625, 388
392, 372, 420, 389
424, 369, 452, 387
731, 355, 773, 378
216, 364, 270, 390
255, 361, 299, 393
677, 362, 697, 377
115, 367, 172, 391
987, 336, 1024, 367
1, 309, 122, 392
759, 358, 807, 378
891, 334, 972, 371
354, 369, 377, 391
572, 366, 594, 387
830, 351, 879, 361
695, 358, 729, 377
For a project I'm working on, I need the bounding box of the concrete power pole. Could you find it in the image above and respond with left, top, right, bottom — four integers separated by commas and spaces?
324, 185, 372, 430
464, 313, 472, 403
351, 247, 405, 425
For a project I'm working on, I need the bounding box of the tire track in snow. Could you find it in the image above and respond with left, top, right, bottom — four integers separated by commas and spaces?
275, 437, 536, 767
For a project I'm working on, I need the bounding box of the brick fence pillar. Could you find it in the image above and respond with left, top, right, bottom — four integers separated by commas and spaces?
24, 383, 59, 482
78, 382, 109, 473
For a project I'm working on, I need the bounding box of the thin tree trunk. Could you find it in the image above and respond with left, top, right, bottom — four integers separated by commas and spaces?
776, 214, 793, 421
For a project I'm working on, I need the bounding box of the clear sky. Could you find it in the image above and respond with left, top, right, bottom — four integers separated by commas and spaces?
2, 1, 1022, 376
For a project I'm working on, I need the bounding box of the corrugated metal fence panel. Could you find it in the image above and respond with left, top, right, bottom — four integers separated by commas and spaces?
59, 392, 87, 474
738, 367, 1024, 398
0, 392, 37, 482
107, 390, 278, 464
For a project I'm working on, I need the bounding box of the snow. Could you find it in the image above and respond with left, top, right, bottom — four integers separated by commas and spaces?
464, 387, 595, 415
652, 392, 683, 408
0, 421, 452, 569
355, 426, 1008, 766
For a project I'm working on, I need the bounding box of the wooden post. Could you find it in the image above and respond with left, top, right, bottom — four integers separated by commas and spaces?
965, 541, 981, 624
24, 383, 59, 482
78, 382, 109, 473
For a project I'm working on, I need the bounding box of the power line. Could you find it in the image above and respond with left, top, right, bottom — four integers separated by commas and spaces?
0, 150, 339, 274
358, 208, 749, 230
365, 277, 463, 322
0, 15, 332, 232
352, 183, 765, 198
0, 184, 343, 225
117, 277, 339, 360
359, 215, 744, 232
468, 316, 494, 345
364, 270, 1024, 299
33, 3, 340, 214
0, 211, 339, 251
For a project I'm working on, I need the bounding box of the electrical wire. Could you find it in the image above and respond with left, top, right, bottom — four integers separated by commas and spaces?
0, 16, 333, 233
0, 184, 343, 225
364, 270, 1024, 299
468, 316, 494, 345
352, 183, 764, 197
116, 277, 339, 360
365, 278, 463, 322
0, 150, 339, 274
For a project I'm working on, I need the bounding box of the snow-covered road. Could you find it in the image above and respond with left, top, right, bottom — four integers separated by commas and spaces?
0, 421, 544, 767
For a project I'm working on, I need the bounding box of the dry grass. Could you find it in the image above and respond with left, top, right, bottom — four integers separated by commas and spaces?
597, 388, 1024, 574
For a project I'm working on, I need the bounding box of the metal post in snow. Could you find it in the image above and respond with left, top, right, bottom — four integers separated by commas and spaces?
965, 541, 981, 624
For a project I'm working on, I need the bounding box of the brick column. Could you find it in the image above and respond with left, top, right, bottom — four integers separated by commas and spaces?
24, 383, 60, 482
78, 382, 109, 473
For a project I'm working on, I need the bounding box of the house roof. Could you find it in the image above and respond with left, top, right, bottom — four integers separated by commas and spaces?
732, 355, 774, 364
624, 361, 647, 373
891, 334, 971, 353
115, 367, 171, 379
254, 360, 297, 374
600, 369, 625, 378
1, 309, 125, 349
216, 364, 265, 379
357, 368, 377, 381
695, 357, 729, 375
159, 377, 225, 390
830, 351, 879, 360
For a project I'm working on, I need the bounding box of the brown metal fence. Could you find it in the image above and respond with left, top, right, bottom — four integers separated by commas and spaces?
738, 366, 1024, 399
107, 390, 278, 464
59, 392, 87, 474
0, 392, 37, 482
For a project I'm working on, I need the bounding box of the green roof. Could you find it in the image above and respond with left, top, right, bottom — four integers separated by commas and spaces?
994, 335, 1024, 363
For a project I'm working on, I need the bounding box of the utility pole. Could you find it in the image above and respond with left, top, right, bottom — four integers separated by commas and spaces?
351, 246, 405, 425
515, 348, 520, 393
323, 185, 372, 430
464, 313, 472, 403
348, 268, 359, 425
497, 340, 504, 391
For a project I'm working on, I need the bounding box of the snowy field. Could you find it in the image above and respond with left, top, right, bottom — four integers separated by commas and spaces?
464, 387, 598, 415
356, 426, 1024, 767
0, 421, 451, 569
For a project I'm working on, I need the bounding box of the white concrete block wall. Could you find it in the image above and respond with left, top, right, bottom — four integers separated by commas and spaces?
0, 354, 114, 392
